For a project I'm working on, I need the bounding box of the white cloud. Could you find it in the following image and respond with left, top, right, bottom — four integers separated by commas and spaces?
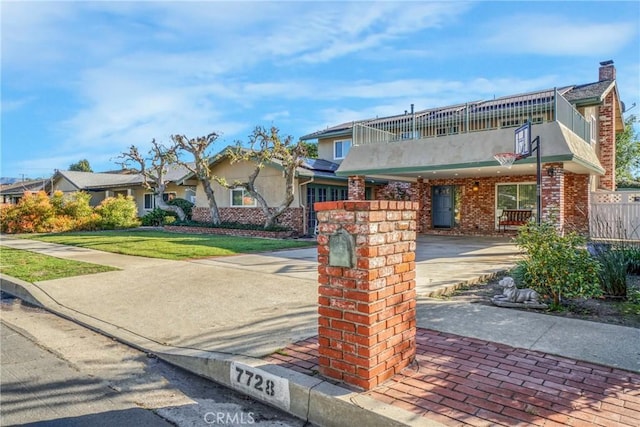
483, 15, 637, 56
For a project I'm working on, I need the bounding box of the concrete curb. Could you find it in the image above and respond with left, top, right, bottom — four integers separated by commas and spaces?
1, 275, 445, 427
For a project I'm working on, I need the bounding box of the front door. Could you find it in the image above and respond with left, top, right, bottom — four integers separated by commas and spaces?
432, 185, 453, 228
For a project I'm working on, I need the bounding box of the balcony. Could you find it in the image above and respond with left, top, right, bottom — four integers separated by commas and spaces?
353, 88, 591, 147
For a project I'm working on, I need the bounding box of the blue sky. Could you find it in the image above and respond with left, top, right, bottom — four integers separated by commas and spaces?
2, 1, 639, 179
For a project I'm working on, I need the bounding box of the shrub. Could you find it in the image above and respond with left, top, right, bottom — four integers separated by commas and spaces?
141, 208, 176, 226
48, 191, 95, 231
61, 191, 94, 219
596, 249, 628, 297
624, 246, 640, 274
377, 181, 415, 201
515, 221, 601, 307
95, 195, 140, 229
73, 212, 102, 231
0, 191, 56, 233
0, 203, 19, 233
167, 198, 194, 220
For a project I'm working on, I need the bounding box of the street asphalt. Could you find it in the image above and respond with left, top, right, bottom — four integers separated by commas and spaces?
1, 234, 638, 426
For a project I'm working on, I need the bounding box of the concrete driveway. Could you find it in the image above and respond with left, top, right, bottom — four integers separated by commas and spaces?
1, 235, 521, 358
206, 234, 522, 296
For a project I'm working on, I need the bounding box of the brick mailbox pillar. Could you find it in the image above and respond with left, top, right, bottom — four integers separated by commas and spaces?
314, 200, 418, 390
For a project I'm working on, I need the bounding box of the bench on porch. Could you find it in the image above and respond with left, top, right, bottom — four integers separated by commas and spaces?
498, 209, 533, 232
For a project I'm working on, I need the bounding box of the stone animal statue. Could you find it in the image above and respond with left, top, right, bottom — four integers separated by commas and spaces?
493, 277, 541, 304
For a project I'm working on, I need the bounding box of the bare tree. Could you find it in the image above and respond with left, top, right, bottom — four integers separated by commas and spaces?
219, 126, 307, 229
116, 140, 186, 221
171, 133, 222, 225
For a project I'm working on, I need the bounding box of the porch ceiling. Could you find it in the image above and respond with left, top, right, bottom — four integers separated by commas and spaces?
336, 121, 604, 182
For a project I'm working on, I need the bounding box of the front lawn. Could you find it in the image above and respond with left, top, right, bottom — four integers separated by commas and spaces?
0, 247, 118, 282
21, 230, 316, 260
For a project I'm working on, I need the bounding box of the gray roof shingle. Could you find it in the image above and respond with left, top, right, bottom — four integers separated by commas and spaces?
563, 80, 615, 103
57, 163, 192, 190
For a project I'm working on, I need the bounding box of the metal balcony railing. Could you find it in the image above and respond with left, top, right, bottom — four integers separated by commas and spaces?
352, 88, 591, 146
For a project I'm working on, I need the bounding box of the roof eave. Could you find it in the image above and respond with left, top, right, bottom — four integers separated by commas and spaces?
300, 129, 353, 141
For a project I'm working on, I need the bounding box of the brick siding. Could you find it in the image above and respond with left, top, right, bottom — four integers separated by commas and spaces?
541, 163, 565, 228
564, 173, 590, 234
163, 225, 295, 239
192, 207, 304, 235
598, 91, 616, 191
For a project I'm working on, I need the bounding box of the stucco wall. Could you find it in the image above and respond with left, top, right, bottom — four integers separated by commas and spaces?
317, 136, 351, 164
53, 178, 79, 193
195, 159, 302, 208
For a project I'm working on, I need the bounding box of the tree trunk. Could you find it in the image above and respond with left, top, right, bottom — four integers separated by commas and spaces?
154, 183, 185, 221
201, 179, 221, 224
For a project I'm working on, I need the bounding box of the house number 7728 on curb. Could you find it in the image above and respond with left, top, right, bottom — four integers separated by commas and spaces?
229, 362, 290, 410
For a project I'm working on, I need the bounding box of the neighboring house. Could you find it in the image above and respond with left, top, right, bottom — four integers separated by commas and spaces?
0, 179, 50, 204
300, 60, 626, 236
51, 165, 196, 217
187, 151, 382, 235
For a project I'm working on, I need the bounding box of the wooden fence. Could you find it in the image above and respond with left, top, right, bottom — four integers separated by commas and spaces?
590, 192, 640, 241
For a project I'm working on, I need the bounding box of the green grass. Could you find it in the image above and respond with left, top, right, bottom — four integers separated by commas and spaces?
0, 247, 118, 282
21, 230, 316, 260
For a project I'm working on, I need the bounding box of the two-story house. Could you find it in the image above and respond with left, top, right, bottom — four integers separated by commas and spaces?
300, 61, 625, 236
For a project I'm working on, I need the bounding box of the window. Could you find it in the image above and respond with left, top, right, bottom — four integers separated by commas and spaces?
231, 188, 256, 207
144, 194, 154, 210
590, 115, 596, 143
144, 192, 176, 210
496, 183, 536, 222
330, 187, 348, 201
185, 187, 196, 203
334, 139, 351, 159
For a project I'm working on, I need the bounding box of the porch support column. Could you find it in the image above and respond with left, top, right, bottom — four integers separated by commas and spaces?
411, 178, 425, 233
542, 162, 565, 230
315, 200, 418, 390
348, 175, 366, 200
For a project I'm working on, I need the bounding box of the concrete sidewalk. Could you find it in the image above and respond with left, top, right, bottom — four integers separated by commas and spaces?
1, 235, 639, 426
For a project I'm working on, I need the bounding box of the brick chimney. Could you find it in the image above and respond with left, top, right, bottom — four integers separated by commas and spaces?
599, 60, 615, 81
